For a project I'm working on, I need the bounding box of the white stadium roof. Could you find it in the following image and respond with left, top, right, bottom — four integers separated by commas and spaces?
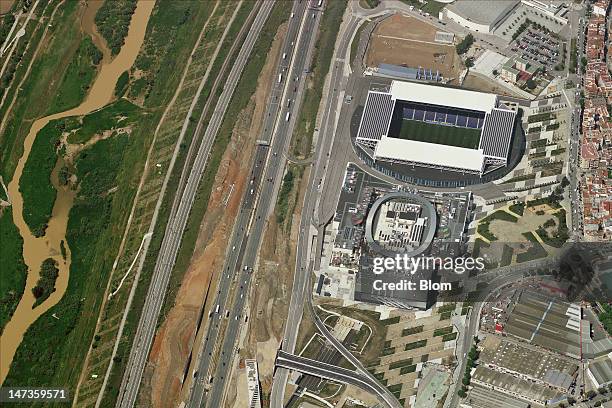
389, 81, 498, 113
374, 136, 485, 173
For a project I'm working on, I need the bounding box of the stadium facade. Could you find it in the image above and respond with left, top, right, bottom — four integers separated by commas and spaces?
356, 81, 517, 176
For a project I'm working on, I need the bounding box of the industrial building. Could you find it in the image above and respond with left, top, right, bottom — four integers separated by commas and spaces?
503, 291, 582, 359
356, 81, 517, 176
443, 0, 520, 33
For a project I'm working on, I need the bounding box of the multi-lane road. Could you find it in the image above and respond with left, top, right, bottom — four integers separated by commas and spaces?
187, 1, 325, 406
115, 3, 275, 406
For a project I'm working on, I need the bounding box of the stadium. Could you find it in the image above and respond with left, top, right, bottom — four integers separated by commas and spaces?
356, 81, 517, 176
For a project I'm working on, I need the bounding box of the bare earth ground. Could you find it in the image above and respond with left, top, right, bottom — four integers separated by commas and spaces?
489, 208, 555, 243
463, 73, 516, 97
0, 0, 15, 14
366, 13, 462, 80
140, 20, 287, 408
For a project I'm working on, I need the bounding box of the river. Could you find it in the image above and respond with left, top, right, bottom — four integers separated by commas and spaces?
0, 0, 155, 384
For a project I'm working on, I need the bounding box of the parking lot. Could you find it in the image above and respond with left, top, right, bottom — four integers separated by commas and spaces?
510, 28, 562, 72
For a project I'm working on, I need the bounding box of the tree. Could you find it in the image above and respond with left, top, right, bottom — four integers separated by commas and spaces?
493, 69, 499, 76
456, 34, 474, 55
586, 390, 597, 399
458, 389, 467, 398
465, 57, 474, 68
526, 78, 537, 90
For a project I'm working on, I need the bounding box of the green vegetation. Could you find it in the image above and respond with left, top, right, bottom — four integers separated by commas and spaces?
19, 119, 65, 237
95, 0, 138, 55
477, 221, 497, 242
32, 258, 60, 308
442, 332, 458, 341
481, 210, 518, 223
512, 19, 531, 41
401, 325, 423, 336
569, 37, 577, 74
456, 33, 474, 55
359, 0, 380, 9
400, 364, 417, 374
529, 152, 546, 159
0, 209, 28, 331
389, 358, 413, 370
291, 0, 347, 158
526, 78, 537, 90
598, 304, 612, 335
387, 383, 403, 399
530, 139, 548, 148
350, 21, 368, 63
500, 244, 514, 266
421, 1, 446, 15
5, 133, 131, 389
551, 148, 565, 156
114, 71, 130, 98
438, 304, 456, 313
502, 173, 536, 184
48, 37, 102, 113
536, 210, 568, 248
381, 316, 400, 325
382, 347, 396, 356
433, 326, 453, 337
527, 195, 562, 209
528, 112, 555, 124
528, 126, 542, 134
392, 119, 481, 149
477, 211, 517, 242
404, 339, 427, 350
440, 311, 451, 320
516, 232, 548, 262
509, 202, 525, 216
68, 98, 141, 144
276, 167, 296, 224
1, 1, 82, 181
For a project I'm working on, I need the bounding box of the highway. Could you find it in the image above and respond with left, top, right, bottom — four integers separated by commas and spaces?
114, 3, 275, 407
187, 1, 325, 406
276, 351, 397, 398
269, 4, 404, 406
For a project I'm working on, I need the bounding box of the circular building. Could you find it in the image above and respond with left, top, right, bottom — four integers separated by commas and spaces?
365, 192, 437, 258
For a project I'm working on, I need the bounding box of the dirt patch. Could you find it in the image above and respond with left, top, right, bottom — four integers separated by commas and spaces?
144, 20, 287, 408
366, 13, 462, 80
463, 73, 516, 97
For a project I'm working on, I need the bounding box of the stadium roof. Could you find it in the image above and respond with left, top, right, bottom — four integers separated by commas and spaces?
479, 108, 517, 159
374, 136, 485, 173
389, 80, 497, 114
445, 0, 519, 25
356, 91, 394, 141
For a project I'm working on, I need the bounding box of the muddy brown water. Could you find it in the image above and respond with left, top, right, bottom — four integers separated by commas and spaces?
0, 0, 155, 384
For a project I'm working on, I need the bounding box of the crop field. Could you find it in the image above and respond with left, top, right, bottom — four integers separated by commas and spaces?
391, 119, 482, 149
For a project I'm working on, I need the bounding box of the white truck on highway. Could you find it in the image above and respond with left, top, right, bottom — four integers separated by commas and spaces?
285, 112, 291, 121
278, 73, 283, 83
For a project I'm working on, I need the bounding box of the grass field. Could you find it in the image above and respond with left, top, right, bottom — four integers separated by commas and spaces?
47, 36, 102, 114
0, 208, 28, 332
4, 1, 217, 401
19, 119, 66, 237
391, 119, 481, 149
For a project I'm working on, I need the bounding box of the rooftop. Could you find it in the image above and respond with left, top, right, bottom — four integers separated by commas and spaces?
389, 81, 498, 114
446, 0, 519, 25
375, 136, 485, 173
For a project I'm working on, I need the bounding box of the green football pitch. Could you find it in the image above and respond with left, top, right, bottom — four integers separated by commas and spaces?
392, 119, 482, 149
